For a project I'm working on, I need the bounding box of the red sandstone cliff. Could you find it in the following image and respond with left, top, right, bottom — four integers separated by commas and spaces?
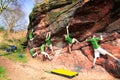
27, 0, 120, 78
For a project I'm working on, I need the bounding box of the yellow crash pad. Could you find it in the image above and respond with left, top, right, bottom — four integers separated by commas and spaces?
51, 69, 78, 78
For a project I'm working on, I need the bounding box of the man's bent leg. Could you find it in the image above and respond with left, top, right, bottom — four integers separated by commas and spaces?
41, 52, 51, 60
32, 52, 38, 58
72, 38, 79, 43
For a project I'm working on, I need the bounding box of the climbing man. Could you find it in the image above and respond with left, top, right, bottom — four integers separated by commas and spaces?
29, 48, 39, 58
29, 29, 34, 41
45, 32, 53, 53
28, 29, 34, 49
86, 35, 120, 68
29, 44, 52, 60
64, 24, 79, 53
40, 44, 52, 60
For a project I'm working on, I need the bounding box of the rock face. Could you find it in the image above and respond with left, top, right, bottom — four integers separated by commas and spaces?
27, 0, 120, 78
28, 0, 116, 47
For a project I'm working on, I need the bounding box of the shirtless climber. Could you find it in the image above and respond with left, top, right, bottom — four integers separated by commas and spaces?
64, 24, 79, 53
86, 35, 120, 68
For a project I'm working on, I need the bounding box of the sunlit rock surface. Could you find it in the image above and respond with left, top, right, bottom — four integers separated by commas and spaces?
27, 0, 120, 78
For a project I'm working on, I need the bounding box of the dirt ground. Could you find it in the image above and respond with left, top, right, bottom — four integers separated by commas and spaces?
0, 48, 115, 80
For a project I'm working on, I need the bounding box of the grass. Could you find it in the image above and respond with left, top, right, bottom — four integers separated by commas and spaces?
0, 66, 10, 80
0, 31, 28, 63
5, 53, 27, 63
0, 31, 27, 80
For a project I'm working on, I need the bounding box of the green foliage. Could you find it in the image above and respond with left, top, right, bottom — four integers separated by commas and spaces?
1, 43, 28, 63
0, 31, 27, 63
4, 38, 27, 63
16, 43, 25, 54
0, 43, 9, 49
49, 0, 72, 10
0, 66, 5, 80
0, 66, 10, 80
0, 66, 5, 74
0, 27, 4, 31
5, 53, 27, 63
